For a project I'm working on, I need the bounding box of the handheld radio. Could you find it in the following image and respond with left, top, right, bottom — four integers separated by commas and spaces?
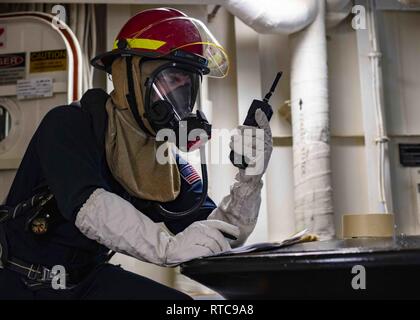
230, 71, 283, 169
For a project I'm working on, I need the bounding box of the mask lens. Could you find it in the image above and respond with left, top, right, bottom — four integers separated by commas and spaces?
150, 67, 199, 119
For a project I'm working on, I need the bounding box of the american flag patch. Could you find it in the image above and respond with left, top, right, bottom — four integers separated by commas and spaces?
180, 163, 201, 185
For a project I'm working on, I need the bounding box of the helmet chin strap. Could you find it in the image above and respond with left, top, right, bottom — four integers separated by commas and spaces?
155, 145, 209, 220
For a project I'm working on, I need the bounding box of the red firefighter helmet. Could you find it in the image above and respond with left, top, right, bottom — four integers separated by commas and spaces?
91, 8, 229, 78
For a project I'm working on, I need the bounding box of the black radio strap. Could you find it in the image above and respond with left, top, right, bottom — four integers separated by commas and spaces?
0, 188, 52, 224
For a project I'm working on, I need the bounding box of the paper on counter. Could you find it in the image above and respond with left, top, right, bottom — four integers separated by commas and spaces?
213, 229, 315, 257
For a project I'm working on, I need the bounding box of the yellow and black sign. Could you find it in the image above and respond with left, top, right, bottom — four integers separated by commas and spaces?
30, 49, 67, 73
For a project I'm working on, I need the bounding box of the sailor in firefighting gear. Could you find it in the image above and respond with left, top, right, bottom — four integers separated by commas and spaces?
0, 8, 272, 299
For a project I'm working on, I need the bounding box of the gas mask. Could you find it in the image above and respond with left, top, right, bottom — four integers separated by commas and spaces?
142, 60, 211, 152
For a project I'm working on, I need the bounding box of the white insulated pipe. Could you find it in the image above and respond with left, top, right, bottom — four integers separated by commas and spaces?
176, 0, 351, 32
290, 0, 334, 239
223, 0, 318, 34
326, 0, 353, 27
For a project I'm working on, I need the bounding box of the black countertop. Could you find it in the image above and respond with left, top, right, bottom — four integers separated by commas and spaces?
181, 236, 420, 299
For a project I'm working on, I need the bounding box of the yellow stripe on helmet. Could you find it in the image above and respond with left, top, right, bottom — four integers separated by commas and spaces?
113, 38, 166, 50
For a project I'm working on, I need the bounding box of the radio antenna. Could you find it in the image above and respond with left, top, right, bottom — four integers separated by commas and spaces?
263, 72, 283, 103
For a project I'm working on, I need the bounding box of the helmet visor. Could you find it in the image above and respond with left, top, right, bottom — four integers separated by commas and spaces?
129, 16, 229, 78
148, 66, 200, 120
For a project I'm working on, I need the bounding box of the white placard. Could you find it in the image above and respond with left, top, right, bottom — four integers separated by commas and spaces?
16, 78, 53, 100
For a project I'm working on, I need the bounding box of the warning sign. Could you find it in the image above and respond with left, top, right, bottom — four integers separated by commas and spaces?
0, 52, 26, 85
30, 49, 67, 73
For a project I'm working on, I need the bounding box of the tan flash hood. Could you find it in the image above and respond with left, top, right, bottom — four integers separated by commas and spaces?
106, 56, 180, 202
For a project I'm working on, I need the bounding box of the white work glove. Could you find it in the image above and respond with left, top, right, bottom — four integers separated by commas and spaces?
75, 189, 240, 267
165, 219, 239, 264
208, 109, 273, 247
230, 109, 273, 179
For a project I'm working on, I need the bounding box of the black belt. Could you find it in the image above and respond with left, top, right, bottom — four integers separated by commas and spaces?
5, 256, 71, 284
4, 255, 110, 290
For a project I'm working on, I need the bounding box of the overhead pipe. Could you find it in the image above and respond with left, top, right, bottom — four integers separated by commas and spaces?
182, 0, 351, 32
326, 0, 353, 27
223, 0, 318, 34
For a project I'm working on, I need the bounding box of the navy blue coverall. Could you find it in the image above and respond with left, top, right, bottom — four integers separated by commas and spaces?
0, 91, 216, 299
